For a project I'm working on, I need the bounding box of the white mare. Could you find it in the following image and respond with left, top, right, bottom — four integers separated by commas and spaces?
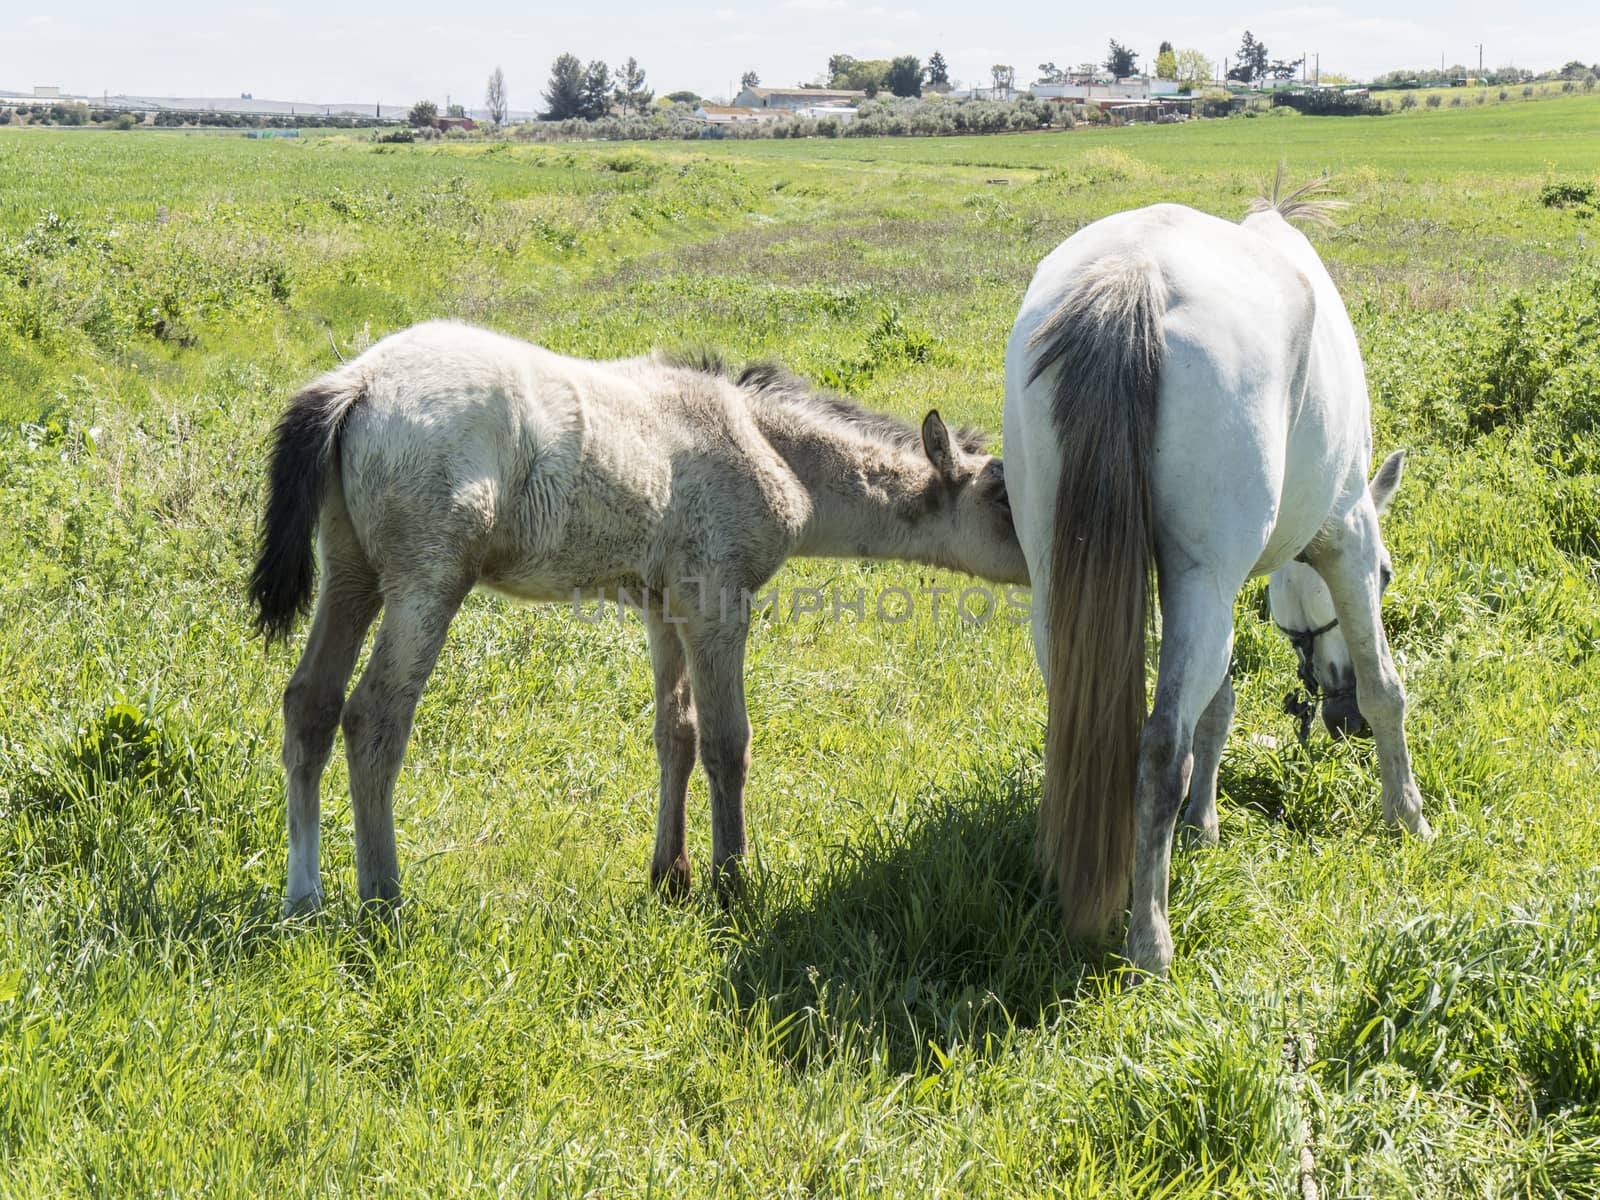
1003, 187, 1432, 976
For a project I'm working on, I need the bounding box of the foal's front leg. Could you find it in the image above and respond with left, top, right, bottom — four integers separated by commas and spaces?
644, 614, 697, 899
682, 620, 751, 903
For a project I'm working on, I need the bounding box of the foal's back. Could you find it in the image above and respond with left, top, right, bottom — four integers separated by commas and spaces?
333, 321, 799, 601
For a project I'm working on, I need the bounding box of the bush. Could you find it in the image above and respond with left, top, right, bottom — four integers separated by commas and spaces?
1425, 94, 1442, 108
1539, 180, 1598, 209
1271, 90, 1383, 116
1400, 94, 1418, 110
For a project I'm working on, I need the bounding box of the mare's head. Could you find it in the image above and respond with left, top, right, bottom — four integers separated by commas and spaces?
1267, 450, 1406, 739
916, 410, 1030, 587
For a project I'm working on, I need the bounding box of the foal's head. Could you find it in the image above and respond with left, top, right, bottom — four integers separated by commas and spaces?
916, 410, 1031, 586
1268, 450, 1406, 739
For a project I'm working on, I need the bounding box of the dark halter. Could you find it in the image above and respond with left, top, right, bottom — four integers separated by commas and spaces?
1276, 617, 1340, 743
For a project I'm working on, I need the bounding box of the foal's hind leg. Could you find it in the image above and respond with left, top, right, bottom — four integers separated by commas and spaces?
644, 614, 697, 899
1179, 673, 1235, 849
1125, 573, 1235, 976
1306, 511, 1432, 839
340, 587, 466, 911
282, 550, 380, 915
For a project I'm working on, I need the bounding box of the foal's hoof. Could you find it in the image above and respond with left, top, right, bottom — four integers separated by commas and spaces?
281, 891, 323, 919
650, 857, 692, 902
357, 889, 403, 931
712, 860, 746, 909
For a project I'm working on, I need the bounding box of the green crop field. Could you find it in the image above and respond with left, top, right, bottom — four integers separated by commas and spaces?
2, 94, 1599, 1196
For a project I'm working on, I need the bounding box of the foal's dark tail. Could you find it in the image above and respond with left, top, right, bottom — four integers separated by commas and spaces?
248, 370, 367, 642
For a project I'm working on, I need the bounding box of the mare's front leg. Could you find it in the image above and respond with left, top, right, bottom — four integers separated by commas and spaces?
340, 588, 465, 915
1306, 509, 1431, 839
644, 614, 697, 899
682, 618, 751, 904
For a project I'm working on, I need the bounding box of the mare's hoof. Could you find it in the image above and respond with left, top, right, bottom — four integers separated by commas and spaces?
1177, 820, 1219, 851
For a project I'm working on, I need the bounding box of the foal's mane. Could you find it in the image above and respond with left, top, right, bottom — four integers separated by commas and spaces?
665, 348, 989, 455
1246, 163, 1349, 228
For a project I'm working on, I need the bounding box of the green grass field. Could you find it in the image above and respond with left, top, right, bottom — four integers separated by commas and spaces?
2, 94, 1599, 1196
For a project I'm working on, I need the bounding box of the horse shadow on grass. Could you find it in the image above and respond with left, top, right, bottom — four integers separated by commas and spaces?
723, 769, 1120, 1073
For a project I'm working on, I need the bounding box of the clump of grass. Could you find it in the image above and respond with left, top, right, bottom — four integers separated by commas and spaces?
1321, 898, 1600, 1116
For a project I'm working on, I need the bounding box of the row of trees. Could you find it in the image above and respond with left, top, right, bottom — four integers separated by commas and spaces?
542, 55, 654, 119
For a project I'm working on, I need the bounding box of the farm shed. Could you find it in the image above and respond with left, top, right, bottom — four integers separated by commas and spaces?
733, 86, 866, 110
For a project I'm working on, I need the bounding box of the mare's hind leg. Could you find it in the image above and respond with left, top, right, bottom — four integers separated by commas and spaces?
1306, 510, 1431, 839
1125, 572, 1235, 976
681, 619, 750, 904
341, 587, 466, 911
1179, 673, 1235, 849
282, 551, 380, 914
645, 614, 697, 899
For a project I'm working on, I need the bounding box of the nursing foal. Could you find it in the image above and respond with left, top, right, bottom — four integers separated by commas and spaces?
250, 321, 1027, 914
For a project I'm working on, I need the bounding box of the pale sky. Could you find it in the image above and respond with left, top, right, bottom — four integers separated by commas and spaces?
7, 2, 1595, 108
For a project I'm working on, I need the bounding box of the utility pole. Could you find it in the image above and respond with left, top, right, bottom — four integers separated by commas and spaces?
1315, 53, 1320, 87
1476, 44, 1483, 76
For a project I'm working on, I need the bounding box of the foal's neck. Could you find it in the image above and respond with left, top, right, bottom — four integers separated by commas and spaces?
751, 403, 947, 565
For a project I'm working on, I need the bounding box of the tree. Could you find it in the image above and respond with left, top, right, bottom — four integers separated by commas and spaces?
991, 64, 1015, 98
485, 66, 508, 127
1175, 48, 1211, 85
1038, 62, 1067, 83
927, 51, 949, 87
1228, 32, 1269, 84
1268, 57, 1304, 82
828, 54, 892, 91
1155, 42, 1177, 81
446, 103, 466, 118
543, 53, 586, 119
740, 70, 760, 91
886, 55, 922, 97
1104, 40, 1138, 79
665, 90, 701, 106
581, 59, 612, 118
613, 57, 652, 114
407, 99, 437, 127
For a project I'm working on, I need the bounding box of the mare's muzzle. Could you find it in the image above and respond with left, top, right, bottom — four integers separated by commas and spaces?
1278, 617, 1370, 742
1319, 681, 1368, 740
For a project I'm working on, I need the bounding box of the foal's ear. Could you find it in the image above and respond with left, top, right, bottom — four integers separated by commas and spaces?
1370, 449, 1406, 515
921, 410, 959, 482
